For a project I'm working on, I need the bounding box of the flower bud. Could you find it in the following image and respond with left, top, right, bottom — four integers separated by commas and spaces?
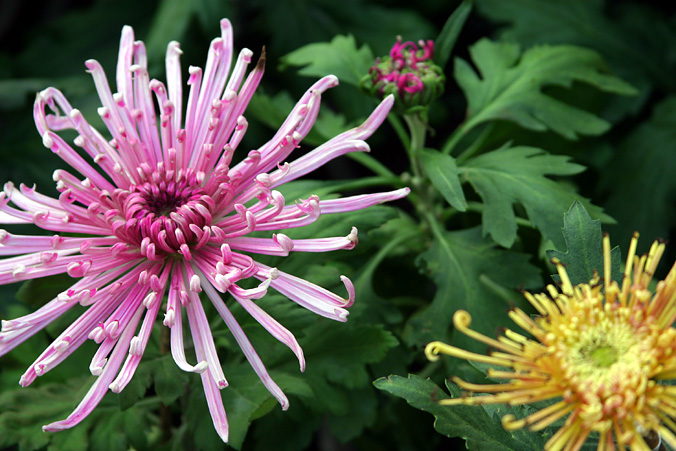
360, 37, 445, 113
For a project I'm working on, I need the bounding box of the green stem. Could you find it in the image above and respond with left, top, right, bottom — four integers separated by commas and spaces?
455, 123, 494, 164
356, 227, 420, 292
404, 114, 427, 153
441, 121, 471, 155
328, 176, 406, 193
423, 209, 448, 244
403, 114, 427, 179
347, 152, 397, 178
388, 114, 410, 151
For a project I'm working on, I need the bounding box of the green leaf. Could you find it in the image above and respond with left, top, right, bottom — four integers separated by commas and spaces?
407, 227, 541, 352
601, 96, 676, 247
454, 39, 637, 139
475, 0, 676, 117
145, 0, 195, 62
302, 323, 398, 392
117, 361, 153, 411
0, 79, 51, 110
435, 0, 473, 69
327, 386, 377, 442
154, 354, 189, 406
185, 362, 311, 451
16, 273, 75, 308
223, 369, 309, 450
247, 90, 297, 132
374, 374, 546, 450
462, 145, 609, 248
546, 201, 622, 285
420, 148, 467, 211
280, 35, 374, 87
0, 376, 153, 451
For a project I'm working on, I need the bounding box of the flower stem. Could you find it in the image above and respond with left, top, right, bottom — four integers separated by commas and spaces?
403, 114, 427, 180
328, 176, 406, 193
347, 152, 397, 178
455, 123, 494, 164
388, 114, 411, 150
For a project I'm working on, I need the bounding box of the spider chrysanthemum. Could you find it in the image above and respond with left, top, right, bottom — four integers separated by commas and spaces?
425, 233, 676, 451
0, 19, 409, 441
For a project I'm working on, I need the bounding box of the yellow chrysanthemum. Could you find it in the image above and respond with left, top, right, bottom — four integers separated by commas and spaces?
425, 233, 676, 451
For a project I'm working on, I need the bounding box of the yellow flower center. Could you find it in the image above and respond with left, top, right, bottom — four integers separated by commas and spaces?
589, 345, 617, 367
560, 310, 644, 388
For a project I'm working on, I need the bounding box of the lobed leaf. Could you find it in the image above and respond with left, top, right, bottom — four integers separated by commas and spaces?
475, 0, 676, 118
280, 35, 374, 87
454, 39, 637, 139
462, 145, 609, 248
374, 374, 546, 450
407, 227, 540, 353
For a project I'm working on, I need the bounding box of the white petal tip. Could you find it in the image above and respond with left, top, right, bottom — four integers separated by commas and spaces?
193, 361, 209, 373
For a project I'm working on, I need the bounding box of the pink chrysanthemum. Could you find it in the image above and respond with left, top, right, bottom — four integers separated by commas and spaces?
0, 19, 408, 441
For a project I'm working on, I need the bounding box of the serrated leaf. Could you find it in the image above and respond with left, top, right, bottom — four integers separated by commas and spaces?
280, 35, 374, 87
374, 374, 545, 450
0, 383, 78, 450
462, 145, 609, 248
455, 39, 637, 139
435, 0, 473, 69
420, 148, 467, 211
546, 201, 622, 285
475, 0, 676, 118
246, 90, 297, 132
407, 227, 541, 353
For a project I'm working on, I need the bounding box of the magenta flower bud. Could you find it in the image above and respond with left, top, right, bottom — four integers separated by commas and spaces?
361, 37, 445, 113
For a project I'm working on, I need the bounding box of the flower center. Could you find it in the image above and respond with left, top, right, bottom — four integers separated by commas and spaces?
588, 344, 618, 368
135, 180, 206, 218
564, 319, 641, 382
111, 166, 217, 257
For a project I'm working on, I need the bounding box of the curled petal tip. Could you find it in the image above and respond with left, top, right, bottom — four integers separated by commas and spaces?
193, 361, 209, 373
424, 341, 443, 362
323, 74, 339, 88
335, 308, 349, 322
340, 275, 355, 307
